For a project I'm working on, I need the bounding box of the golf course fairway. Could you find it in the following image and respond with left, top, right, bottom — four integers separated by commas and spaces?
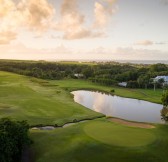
1, 71, 168, 162
0, 71, 103, 126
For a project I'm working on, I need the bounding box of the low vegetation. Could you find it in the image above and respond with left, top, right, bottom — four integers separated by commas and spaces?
0, 118, 31, 162
161, 90, 168, 120
0, 60, 168, 89
162, 90, 168, 107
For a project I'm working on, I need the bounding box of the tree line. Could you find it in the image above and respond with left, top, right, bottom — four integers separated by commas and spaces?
0, 60, 168, 89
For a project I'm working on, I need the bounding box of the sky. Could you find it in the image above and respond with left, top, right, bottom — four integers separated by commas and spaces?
0, 0, 168, 61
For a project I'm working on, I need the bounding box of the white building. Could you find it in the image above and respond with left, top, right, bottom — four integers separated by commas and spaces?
118, 82, 127, 87
153, 76, 168, 85
74, 74, 84, 78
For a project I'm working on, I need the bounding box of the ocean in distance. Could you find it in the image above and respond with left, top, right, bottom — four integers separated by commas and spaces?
48, 59, 168, 65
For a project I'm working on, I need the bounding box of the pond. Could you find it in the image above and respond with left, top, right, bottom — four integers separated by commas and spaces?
72, 90, 164, 124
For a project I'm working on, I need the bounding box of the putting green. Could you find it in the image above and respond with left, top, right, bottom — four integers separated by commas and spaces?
84, 121, 156, 147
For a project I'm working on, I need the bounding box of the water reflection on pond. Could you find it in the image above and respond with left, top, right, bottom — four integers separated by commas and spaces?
72, 90, 164, 123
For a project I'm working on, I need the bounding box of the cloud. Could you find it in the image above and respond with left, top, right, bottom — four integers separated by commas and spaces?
134, 40, 153, 46
53, 0, 108, 40
134, 40, 168, 46
17, 0, 55, 32
160, 0, 168, 5
0, 0, 18, 44
0, 30, 17, 44
55, 0, 86, 39
113, 47, 168, 60
0, 0, 15, 18
0, 0, 55, 44
53, 44, 72, 54
94, 0, 117, 28
73, 46, 168, 60
0, 43, 73, 60
63, 29, 105, 40
0, 0, 117, 43
1, 43, 168, 61
94, 2, 108, 27
155, 41, 168, 45
89, 46, 111, 55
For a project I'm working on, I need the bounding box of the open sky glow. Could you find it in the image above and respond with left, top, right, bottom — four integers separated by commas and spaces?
0, 0, 168, 60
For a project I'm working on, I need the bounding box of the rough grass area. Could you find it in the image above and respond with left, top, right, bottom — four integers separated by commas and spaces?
30, 119, 168, 162
0, 71, 103, 126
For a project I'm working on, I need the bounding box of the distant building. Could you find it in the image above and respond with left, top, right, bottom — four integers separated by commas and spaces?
118, 82, 127, 87
74, 74, 84, 78
153, 76, 168, 85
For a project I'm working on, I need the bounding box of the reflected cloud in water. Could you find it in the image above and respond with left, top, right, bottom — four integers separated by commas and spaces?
72, 90, 163, 123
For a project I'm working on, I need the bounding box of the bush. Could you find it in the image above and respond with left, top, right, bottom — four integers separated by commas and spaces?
73, 119, 77, 123
161, 107, 168, 121
110, 89, 115, 93
162, 90, 168, 107
0, 118, 31, 162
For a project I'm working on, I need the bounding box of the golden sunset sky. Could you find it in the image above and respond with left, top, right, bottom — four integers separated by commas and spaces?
0, 0, 168, 60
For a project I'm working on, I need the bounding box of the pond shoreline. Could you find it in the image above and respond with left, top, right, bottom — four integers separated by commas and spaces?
30, 115, 164, 131
68, 87, 162, 104
30, 116, 105, 130
72, 90, 163, 124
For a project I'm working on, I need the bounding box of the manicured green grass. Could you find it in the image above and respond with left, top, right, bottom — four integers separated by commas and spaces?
1, 71, 167, 162
84, 121, 156, 147
30, 119, 168, 162
0, 71, 103, 126
52, 79, 163, 104
0, 71, 162, 126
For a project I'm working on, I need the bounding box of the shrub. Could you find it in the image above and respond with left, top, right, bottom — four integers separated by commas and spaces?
73, 119, 77, 123
0, 118, 32, 162
110, 89, 115, 93
162, 90, 168, 107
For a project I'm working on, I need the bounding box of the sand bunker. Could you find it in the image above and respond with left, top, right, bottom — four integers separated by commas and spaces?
109, 118, 155, 129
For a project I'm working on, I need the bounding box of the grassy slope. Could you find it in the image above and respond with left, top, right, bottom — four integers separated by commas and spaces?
0, 71, 103, 126
30, 119, 168, 162
52, 79, 163, 104
1, 71, 167, 162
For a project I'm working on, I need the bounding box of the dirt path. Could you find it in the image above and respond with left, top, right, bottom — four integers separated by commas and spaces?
109, 118, 155, 129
